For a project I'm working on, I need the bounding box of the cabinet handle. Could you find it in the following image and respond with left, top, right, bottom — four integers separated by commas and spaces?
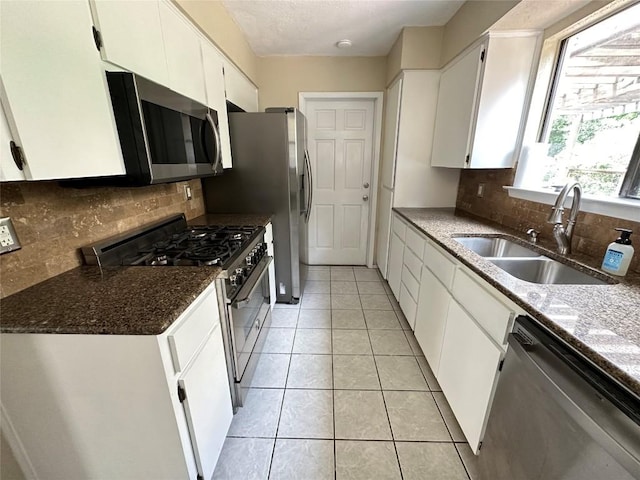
9, 141, 24, 170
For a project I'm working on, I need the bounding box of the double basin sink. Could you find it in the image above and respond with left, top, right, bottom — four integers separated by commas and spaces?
453, 236, 610, 285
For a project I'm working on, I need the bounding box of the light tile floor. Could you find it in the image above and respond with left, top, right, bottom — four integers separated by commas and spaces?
214, 266, 477, 480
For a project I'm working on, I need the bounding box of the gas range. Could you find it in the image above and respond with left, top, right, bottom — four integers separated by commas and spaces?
81, 214, 267, 299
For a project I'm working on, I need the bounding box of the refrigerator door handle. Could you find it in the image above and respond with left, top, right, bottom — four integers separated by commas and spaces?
304, 149, 313, 223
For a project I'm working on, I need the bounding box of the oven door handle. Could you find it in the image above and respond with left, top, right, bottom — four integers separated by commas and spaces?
232, 256, 273, 308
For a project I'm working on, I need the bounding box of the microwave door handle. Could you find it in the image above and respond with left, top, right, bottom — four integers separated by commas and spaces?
206, 112, 223, 174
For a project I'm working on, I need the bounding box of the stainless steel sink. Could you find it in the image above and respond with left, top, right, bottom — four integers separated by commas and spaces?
489, 258, 608, 285
453, 237, 540, 258
453, 235, 610, 285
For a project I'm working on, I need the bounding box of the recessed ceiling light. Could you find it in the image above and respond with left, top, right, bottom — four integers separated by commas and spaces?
336, 39, 352, 49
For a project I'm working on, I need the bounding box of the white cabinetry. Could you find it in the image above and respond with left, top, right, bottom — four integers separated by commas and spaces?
431, 33, 540, 169
89, 0, 168, 85
0, 0, 125, 180
266, 222, 277, 308
375, 71, 460, 279
387, 211, 523, 453
158, 0, 207, 105
437, 300, 503, 452
224, 61, 259, 112
0, 283, 232, 479
202, 41, 233, 169
0, 103, 25, 182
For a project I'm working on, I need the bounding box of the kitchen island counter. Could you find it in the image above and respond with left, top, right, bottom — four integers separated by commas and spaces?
0, 266, 221, 335
394, 207, 640, 397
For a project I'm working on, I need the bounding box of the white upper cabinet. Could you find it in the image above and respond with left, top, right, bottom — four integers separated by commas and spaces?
0, 0, 125, 180
201, 41, 232, 169
431, 33, 540, 169
0, 102, 25, 182
224, 61, 259, 112
89, 0, 168, 86
158, 1, 207, 105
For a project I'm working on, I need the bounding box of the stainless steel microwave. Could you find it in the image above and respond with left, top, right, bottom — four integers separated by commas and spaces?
106, 72, 223, 185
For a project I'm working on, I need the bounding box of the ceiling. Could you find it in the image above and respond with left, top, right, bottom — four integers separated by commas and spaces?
221, 0, 465, 57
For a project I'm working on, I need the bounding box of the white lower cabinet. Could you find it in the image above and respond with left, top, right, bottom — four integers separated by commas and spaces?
414, 265, 451, 375
437, 300, 503, 453
388, 232, 404, 299
0, 283, 232, 479
388, 211, 520, 455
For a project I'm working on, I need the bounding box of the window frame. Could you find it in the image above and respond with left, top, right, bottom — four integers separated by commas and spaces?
510, 0, 640, 220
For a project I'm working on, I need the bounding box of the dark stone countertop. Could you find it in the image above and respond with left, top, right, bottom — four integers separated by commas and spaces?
0, 213, 273, 336
394, 207, 640, 397
0, 266, 221, 335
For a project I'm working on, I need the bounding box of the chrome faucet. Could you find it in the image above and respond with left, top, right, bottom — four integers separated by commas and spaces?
547, 182, 582, 255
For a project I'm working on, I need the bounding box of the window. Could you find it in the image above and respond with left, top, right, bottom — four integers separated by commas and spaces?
535, 3, 640, 200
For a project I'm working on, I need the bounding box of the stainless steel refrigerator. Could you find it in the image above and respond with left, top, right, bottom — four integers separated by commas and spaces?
202, 108, 311, 303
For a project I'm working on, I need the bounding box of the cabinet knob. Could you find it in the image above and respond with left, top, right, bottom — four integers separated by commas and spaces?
363, 195, 369, 201
363, 182, 370, 188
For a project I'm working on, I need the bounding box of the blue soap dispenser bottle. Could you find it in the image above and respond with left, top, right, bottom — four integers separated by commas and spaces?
601, 228, 634, 276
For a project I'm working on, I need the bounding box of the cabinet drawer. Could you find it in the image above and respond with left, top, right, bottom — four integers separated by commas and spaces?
402, 246, 422, 280
423, 242, 457, 288
168, 287, 219, 373
452, 270, 513, 345
399, 283, 417, 329
401, 265, 420, 301
392, 214, 407, 241
405, 227, 426, 258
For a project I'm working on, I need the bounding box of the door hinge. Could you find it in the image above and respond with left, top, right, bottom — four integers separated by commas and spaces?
498, 359, 505, 371
9, 141, 25, 170
177, 385, 186, 403
465, 154, 470, 165
196, 475, 203, 480
92, 26, 103, 51
480, 49, 486, 62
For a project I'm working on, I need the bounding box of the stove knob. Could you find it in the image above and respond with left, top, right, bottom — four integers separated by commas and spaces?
246, 254, 253, 266
235, 268, 245, 278
230, 275, 238, 287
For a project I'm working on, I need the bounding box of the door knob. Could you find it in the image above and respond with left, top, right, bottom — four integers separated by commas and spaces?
363, 182, 370, 188
363, 195, 369, 201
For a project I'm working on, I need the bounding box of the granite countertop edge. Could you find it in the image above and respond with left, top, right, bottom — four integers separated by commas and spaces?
393, 207, 640, 397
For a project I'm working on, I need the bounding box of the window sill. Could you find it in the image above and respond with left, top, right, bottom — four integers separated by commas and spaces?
505, 187, 640, 222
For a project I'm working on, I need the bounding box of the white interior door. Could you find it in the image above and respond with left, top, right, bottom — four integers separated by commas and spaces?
306, 98, 376, 265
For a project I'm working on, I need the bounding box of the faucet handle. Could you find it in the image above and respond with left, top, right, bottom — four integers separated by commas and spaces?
526, 228, 540, 244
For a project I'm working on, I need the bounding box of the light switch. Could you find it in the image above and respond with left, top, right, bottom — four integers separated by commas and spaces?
0, 217, 21, 254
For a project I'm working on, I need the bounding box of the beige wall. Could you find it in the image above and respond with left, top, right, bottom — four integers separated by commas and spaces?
173, 0, 259, 83
386, 27, 443, 85
386, 33, 404, 85
441, 0, 520, 65
257, 56, 387, 109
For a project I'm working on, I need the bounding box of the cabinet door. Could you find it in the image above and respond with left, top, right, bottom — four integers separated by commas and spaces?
179, 325, 233, 480
430, 42, 485, 169
0, 0, 124, 180
201, 41, 232, 169
224, 61, 258, 112
89, 0, 168, 86
375, 187, 394, 279
0, 102, 25, 181
414, 266, 451, 375
388, 232, 404, 299
437, 300, 503, 453
381, 77, 402, 189
159, 1, 207, 104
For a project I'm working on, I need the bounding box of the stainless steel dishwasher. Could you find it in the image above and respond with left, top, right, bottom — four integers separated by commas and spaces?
477, 315, 640, 480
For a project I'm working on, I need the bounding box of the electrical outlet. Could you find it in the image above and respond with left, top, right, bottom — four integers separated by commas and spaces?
184, 185, 192, 201
477, 183, 485, 198
0, 217, 21, 254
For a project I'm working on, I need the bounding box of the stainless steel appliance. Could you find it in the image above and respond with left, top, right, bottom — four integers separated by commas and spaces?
81, 214, 271, 410
477, 315, 640, 479
202, 107, 310, 303
105, 72, 223, 185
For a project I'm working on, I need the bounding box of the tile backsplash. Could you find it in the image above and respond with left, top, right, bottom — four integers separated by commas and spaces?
0, 179, 205, 298
456, 169, 640, 273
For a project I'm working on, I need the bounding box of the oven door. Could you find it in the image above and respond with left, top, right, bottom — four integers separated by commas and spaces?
227, 256, 272, 386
